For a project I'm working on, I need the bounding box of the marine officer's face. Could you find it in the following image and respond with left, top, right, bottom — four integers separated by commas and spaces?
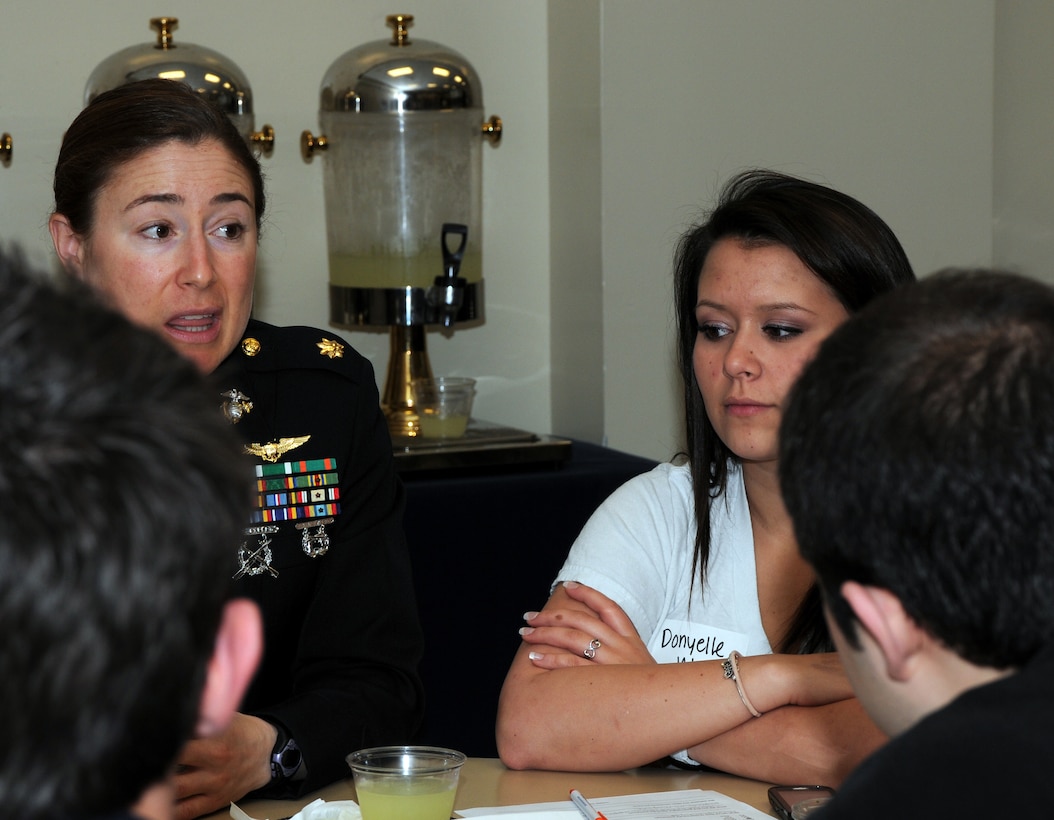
52, 139, 257, 374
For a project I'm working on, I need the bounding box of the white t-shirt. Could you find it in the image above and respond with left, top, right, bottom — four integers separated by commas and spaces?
554, 460, 771, 765
555, 460, 773, 663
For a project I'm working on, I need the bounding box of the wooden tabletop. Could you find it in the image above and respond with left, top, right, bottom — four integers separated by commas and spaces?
205, 757, 777, 818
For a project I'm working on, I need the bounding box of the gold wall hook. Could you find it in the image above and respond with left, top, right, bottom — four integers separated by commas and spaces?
150, 17, 178, 49
482, 115, 503, 146
300, 129, 329, 162
0, 133, 11, 166
251, 124, 275, 157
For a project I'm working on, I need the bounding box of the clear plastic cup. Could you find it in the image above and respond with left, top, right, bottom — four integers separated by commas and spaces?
412, 377, 476, 439
346, 745, 466, 820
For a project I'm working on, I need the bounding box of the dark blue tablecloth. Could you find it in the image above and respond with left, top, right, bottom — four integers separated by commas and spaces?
402, 439, 658, 757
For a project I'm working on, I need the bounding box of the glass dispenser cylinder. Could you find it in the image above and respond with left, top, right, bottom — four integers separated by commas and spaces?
313, 14, 490, 329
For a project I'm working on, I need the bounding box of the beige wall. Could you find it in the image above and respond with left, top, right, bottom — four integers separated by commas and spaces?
994, 2, 1054, 279
594, 0, 996, 458
2, 1, 1043, 461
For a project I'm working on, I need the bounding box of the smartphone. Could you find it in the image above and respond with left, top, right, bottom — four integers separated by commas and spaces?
768, 784, 836, 820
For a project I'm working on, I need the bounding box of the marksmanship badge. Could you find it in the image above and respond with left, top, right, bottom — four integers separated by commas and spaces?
296, 517, 335, 557
234, 525, 280, 579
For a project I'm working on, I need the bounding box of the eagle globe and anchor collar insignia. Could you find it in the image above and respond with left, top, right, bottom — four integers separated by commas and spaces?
221, 336, 262, 424
221, 388, 253, 424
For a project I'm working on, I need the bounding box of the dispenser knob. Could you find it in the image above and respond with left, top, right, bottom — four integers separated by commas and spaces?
0, 133, 11, 166
300, 130, 329, 162
251, 124, 276, 157
149, 17, 178, 49
386, 14, 414, 46
482, 115, 503, 146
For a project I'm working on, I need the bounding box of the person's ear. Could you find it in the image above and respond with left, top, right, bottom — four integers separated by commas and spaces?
48, 213, 86, 278
840, 581, 925, 682
195, 599, 263, 737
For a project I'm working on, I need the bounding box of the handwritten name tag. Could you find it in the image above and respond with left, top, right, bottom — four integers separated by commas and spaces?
651, 619, 749, 664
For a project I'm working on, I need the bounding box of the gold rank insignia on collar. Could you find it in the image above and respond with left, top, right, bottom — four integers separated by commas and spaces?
245, 435, 311, 463
317, 337, 344, 358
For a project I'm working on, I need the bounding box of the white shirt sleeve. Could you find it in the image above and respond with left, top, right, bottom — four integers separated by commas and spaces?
553, 462, 693, 644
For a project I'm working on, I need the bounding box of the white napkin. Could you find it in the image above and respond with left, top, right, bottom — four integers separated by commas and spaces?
230, 797, 362, 820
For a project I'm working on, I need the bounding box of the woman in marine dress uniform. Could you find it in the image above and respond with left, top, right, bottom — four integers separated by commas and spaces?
48, 78, 424, 819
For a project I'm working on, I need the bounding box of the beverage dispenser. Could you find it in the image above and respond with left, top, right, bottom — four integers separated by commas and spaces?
301, 14, 502, 438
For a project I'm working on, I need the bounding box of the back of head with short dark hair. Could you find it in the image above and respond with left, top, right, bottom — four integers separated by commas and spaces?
0, 244, 251, 818
780, 268, 1054, 669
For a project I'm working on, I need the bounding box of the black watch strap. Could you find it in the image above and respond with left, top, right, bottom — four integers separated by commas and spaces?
270, 724, 303, 782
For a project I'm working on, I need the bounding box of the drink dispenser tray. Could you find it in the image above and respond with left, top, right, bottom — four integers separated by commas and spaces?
393, 419, 571, 473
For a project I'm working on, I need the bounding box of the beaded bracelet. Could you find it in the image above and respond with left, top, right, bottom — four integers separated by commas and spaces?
721, 650, 763, 718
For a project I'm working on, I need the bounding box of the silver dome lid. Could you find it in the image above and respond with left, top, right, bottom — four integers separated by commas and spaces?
86, 18, 253, 113
319, 14, 483, 114
84, 17, 273, 152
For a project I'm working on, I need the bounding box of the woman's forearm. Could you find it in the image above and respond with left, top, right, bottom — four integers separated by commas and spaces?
497, 585, 861, 776
498, 647, 785, 771
687, 698, 887, 785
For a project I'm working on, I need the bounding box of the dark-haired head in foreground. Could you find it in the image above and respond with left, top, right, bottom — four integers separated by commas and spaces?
780, 268, 1054, 818
0, 244, 261, 820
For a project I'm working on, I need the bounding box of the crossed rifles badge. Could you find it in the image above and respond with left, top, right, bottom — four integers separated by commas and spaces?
234, 525, 280, 579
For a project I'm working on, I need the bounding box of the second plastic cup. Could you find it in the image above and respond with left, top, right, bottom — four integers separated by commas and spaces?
347, 745, 466, 820
412, 377, 476, 439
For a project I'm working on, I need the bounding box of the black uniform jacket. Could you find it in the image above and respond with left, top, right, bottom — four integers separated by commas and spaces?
214, 319, 424, 795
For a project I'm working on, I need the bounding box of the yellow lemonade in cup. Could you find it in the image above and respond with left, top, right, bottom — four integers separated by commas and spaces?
347, 745, 466, 820
411, 377, 476, 439
417, 409, 469, 439
356, 777, 458, 820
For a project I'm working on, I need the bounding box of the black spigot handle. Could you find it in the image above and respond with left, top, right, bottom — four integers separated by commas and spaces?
432, 223, 468, 328
440, 223, 468, 281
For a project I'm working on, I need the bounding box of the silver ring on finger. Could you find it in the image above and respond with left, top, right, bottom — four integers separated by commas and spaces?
583, 638, 601, 660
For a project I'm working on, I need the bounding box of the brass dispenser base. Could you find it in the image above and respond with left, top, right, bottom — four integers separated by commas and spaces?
381, 325, 434, 439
